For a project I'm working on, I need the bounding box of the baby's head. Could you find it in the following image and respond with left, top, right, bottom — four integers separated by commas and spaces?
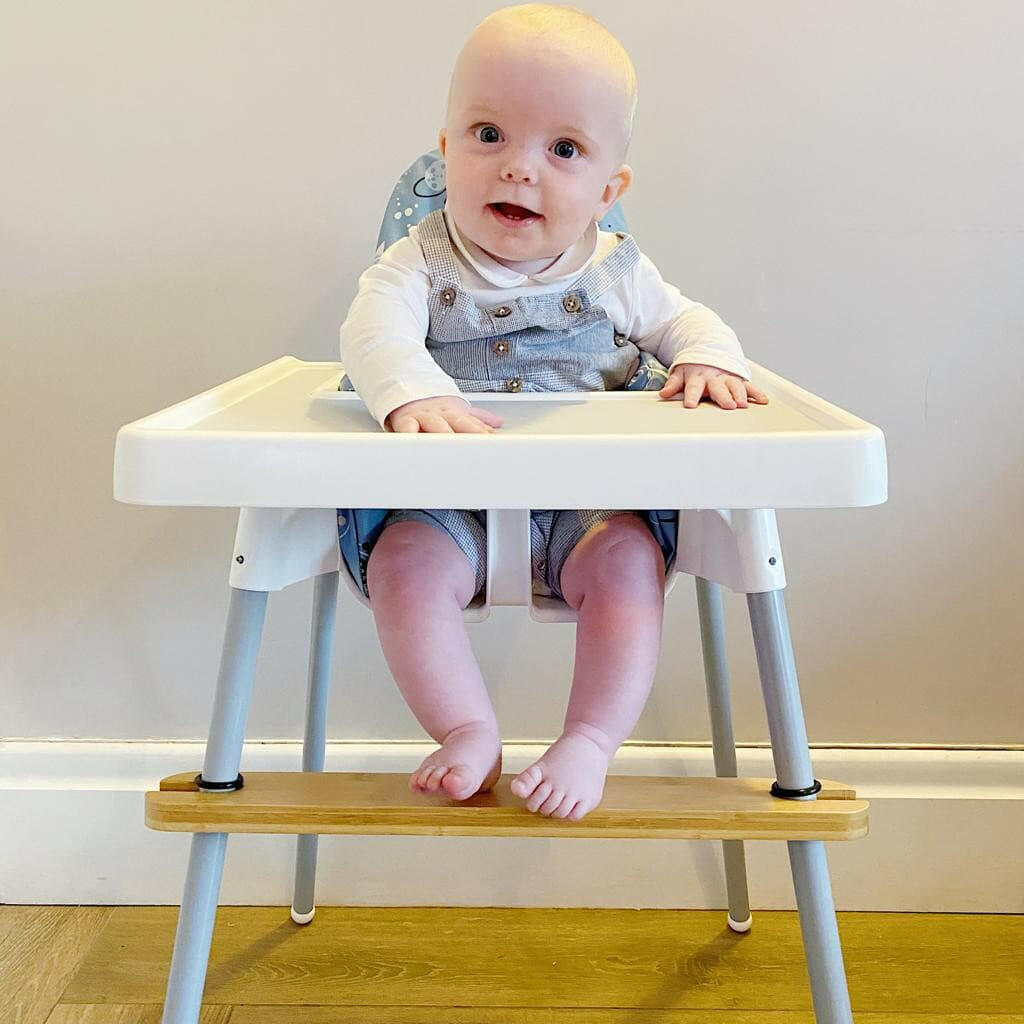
439, 4, 637, 268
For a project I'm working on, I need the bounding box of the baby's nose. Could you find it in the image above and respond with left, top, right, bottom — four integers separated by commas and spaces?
501, 160, 536, 185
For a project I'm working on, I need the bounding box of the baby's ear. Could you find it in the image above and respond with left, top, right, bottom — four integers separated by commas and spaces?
597, 163, 633, 217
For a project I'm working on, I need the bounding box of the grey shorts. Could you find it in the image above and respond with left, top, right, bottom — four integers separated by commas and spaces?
371, 508, 640, 601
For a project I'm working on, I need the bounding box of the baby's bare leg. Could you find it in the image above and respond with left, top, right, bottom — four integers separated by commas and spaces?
511, 515, 665, 819
367, 520, 501, 800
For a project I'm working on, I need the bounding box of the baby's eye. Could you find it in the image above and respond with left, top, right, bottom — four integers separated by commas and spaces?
475, 124, 501, 144
552, 139, 578, 160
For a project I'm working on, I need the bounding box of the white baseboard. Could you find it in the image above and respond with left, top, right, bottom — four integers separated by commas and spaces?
2, 741, 1021, 911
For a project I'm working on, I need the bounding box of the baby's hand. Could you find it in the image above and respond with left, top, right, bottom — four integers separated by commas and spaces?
386, 396, 504, 434
659, 363, 769, 410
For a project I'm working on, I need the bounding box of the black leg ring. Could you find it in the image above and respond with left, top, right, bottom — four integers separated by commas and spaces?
770, 779, 822, 799
195, 772, 245, 792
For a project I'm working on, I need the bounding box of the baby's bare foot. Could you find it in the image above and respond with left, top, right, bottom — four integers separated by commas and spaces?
410, 721, 502, 801
510, 724, 614, 820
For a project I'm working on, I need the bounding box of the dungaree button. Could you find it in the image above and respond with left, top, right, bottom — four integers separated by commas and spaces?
493, 305, 512, 318
506, 377, 523, 392
562, 294, 582, 313
614, 334, 628, 347
439, 287, 457, 306
493, 340, 509, 355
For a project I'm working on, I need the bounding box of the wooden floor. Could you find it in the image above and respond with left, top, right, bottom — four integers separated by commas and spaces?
3, 905, 1022, 1023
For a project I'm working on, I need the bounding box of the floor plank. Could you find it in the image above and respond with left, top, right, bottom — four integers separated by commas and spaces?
60, 907, 1024, 1014
44, 1009, 231, 1024
41, 1009, 1024, 1024
233, 1010, 1024, 1024
0, 906, 112, 1024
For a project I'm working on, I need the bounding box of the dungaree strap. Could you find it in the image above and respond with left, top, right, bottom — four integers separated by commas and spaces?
417, 209, 462, 287
572, 232, 640, 299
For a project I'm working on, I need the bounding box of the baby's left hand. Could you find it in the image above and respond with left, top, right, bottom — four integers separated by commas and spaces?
659, 363, 769, 410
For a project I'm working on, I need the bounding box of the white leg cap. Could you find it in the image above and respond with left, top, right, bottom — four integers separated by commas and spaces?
290, 906, 316, 925
727, 914, 753, 933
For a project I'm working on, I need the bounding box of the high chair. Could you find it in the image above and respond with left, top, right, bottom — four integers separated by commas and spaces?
113, 150, 887, 1024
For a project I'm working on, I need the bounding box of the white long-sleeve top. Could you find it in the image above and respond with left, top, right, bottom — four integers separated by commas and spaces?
340, 208, 751, 427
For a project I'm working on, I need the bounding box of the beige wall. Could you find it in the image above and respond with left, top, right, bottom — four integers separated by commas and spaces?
2, 1, 1022, 745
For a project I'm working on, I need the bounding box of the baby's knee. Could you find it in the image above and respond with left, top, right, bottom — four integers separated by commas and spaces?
367, 520, 476, 605
562, 515, 665, 605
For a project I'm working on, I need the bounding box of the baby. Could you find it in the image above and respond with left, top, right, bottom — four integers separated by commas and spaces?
340, 3, 768, 821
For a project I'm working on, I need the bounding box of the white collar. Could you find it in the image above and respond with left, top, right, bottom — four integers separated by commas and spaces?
443, 207, 599, 288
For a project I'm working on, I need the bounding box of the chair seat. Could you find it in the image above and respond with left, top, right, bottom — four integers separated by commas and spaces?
146, 771, 867, 841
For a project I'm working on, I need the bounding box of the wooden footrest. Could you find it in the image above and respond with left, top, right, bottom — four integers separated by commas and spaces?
146, 772, 867, 841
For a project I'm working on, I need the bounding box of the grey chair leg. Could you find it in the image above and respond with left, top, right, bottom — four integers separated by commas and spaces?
161, 588, 268, 1024
748, 589, 854, 1024
291, 570, 339, 925
695, 576, 752, 933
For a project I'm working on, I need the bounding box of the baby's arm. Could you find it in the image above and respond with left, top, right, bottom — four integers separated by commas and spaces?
617, 253, 768, 409
340, 240, 502, 432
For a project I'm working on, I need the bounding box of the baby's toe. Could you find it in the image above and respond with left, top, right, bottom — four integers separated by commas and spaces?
526, 780, 554, 813
441, 765, 476, 801
550, 794, 575, 819
539, 789, 566, 816
510, 765, 543, 799
566, 800, 586, 821
421, 765, 448, 792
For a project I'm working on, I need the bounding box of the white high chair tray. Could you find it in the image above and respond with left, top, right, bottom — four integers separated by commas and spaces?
114, 357, 886, 509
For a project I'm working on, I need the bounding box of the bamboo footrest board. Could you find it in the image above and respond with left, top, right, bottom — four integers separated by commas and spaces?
146, 772, 868, 840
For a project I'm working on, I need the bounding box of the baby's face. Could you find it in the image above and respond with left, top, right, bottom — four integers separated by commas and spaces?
440, 38, 632, 267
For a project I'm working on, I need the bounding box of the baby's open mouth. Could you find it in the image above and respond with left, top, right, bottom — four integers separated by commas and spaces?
488, 202, 542, 223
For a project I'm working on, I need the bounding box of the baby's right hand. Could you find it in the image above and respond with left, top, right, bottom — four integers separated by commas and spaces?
386, 396, 504, 434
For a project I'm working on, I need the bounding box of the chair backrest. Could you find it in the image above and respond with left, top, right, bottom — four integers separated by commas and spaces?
375, 147, 628, 256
